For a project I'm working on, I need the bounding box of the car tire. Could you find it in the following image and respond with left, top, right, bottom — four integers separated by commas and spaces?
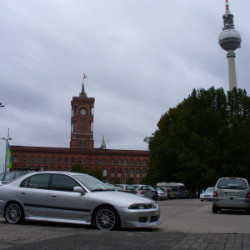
5, 202, 24, 224
93, 206, 120, 231
212, 206, 218, 214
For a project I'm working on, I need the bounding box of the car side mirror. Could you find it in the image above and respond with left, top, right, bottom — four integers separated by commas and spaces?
73, 186, 85, 195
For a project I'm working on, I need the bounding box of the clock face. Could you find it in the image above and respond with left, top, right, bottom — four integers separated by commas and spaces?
80, 108, 87, 115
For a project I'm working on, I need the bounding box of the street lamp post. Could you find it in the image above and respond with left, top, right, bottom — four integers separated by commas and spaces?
1, 128, 12, 172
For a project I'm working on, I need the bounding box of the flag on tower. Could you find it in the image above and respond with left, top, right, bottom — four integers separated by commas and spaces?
7, 142, 12, 169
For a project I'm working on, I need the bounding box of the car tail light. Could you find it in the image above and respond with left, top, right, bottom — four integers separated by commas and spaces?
246, 192, 250, 199
213, 191, 218, 197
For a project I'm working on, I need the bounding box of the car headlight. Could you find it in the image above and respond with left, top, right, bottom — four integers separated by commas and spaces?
128, 203, 158, 209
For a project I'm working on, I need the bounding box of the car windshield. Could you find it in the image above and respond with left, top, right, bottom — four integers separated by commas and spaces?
126, 185, 135, 191
217, 179, 247, 190
74, 174, 114, 191
205, 187, 214, 192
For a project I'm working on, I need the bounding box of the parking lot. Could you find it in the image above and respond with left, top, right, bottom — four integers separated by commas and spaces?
0, 199, 250, 249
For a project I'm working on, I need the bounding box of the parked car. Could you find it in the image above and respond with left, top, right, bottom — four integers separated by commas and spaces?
0, 171, 160, 230
132, 184, 154, 199
212, 177, 250, 214
200, 187, 214, 201
114, 184, 137, 194
0, 168, 41, 185
156, 188, 168, 200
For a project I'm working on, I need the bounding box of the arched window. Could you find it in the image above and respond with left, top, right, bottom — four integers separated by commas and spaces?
95, 158, 99, 165
118, 159, 122, 165
130, 159, 134, 166
136, 159, 141, 166
64, 157, 68, 163
37, 156, 42, 163
78, 157, 82, 163
51, 157, 55, 163
71, 157, 75, 164
84, 158, 88, 164
30, 156, 35, 163
143, 159, 147, 166
101, 159, 106, 165
111, 159, 115, 165
58, 157, 62, 163
44, 156, 48, 163
124, 159, 128, 166
23, 156, 27, 163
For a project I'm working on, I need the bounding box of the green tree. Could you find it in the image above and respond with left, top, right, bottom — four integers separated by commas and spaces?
71, 163, 87, 173
144, 87, 250, 192
90, 168, 103, 181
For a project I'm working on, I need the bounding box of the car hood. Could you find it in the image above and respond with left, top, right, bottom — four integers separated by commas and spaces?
88, 190, 155, 207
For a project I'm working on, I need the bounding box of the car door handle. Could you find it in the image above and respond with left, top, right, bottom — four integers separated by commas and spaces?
20, 192, 26, 195
51, 195, 57, 197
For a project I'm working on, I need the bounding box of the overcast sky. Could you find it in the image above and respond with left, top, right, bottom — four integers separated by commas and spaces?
0, 0, 249, 172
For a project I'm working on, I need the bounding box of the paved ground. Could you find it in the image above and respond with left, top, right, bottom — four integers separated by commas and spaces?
0, 199, 250, 249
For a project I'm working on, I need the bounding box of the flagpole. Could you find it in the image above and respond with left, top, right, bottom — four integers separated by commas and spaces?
1, 128, 12, 172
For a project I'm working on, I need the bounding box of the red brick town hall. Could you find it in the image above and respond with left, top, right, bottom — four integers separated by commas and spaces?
11, 82, 149, 184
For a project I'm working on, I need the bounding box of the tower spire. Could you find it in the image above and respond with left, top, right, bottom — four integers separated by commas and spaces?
79, 73, 87, 97
219, 1, 241, 90
225, 0, 230, 13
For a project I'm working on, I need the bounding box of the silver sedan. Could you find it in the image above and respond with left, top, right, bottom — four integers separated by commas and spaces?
0, 171, 160, 230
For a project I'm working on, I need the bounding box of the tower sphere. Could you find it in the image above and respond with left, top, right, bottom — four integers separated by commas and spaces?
219, 29, 241, 51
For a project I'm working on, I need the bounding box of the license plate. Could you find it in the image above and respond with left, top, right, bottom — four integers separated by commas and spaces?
225, 192, 239, 197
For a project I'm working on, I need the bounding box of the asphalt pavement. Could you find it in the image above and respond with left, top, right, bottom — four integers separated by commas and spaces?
0, 199, 250, 250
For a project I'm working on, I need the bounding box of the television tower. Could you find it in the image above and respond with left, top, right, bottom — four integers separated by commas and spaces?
218, 0, 241, 90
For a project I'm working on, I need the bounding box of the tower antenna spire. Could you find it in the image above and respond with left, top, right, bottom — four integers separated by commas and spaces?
225, 0, 230, 13
79, 73, 88, 97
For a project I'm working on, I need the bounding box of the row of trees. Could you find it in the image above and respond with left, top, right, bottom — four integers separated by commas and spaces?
143, 87, 250, 192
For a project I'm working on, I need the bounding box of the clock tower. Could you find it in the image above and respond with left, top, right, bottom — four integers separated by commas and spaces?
70, 79, 95, 149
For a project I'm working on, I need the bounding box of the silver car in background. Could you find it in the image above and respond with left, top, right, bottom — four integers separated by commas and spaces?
200, 187, 214, 202
212, 177, 250, 214
0, 172, 160, 230
132, 185, 154, 199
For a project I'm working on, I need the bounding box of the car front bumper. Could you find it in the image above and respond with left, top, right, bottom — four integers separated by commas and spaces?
118, 207, 160, 228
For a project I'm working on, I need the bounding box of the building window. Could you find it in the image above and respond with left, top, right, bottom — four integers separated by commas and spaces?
111, 159, 115, 165
64, 157, 68, 163
37, 157, 42, 163
142, 168, 147, 176
130, 159, 134, 166
84, 158, 88, 164
143, 159, 147, 166
101, 159, 106, 165
95, 158, 99, 165
136, 168, 141, 175
124, 159, 128, 166
23, 156, 27, 163
58, 167, 62, 171
118, 159, 122, 165
30, 156, 35, 163
43, 166, 48, 171
78, 157, 82, 163
44, 157, 48, 163
71, 157, 75, 164
136, 159, 141, 166
80, 118, 86, 132
51, 166, 55, 171
51, 157, 55, 163
13, 156, 17, 162
130, 169, 134, 177
64, 167, 69, 171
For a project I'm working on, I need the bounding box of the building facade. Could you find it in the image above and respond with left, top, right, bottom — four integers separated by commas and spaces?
10, 83, 149, 184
